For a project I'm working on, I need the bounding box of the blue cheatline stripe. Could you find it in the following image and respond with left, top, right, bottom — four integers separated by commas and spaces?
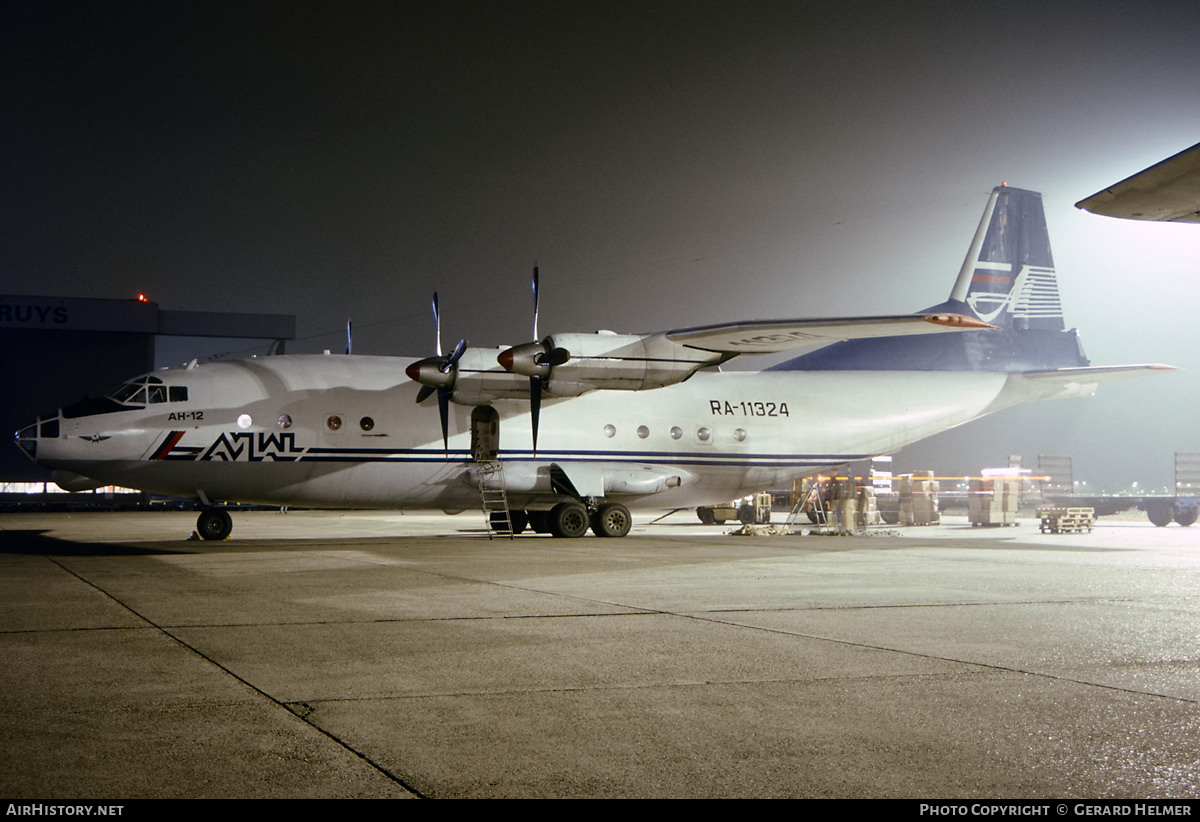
166, 444, 864, 467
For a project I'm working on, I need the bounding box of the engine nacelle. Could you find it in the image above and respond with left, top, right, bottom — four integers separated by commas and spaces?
497, 331, 720, 397
429, 332, 724, 407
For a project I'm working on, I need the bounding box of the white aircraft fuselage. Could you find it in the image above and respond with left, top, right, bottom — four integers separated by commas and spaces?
25, 353, 1083, 511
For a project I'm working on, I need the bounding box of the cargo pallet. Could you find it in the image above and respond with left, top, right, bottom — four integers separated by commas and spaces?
1037, 507, 1095, 534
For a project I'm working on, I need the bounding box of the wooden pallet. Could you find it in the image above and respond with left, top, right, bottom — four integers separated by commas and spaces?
1037, 506, 1095, 534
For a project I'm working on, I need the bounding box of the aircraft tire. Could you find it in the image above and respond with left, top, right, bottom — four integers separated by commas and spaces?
510, 509, 529, 535
197, 508, 233, 541
592, 503, 632, 538
1174, 506, 1198, 527
548, 502, 589, 538
527, 510, 551, 533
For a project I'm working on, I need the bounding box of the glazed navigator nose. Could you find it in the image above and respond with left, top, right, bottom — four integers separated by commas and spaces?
14, 421, 38, 461
13, 416, 58, 462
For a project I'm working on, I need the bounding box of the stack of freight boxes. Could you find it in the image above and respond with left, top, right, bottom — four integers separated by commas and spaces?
899, 471, 940, 525
968, 478, 1020, 526
857, 485, 881, 527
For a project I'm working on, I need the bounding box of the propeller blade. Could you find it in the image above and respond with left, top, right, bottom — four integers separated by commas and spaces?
443, 337, 467, 373
531, 265, 539, 341
537, 346, 571, 367
437, 386, 451, 457
345, 318, 352, 356
432, 292, 442, 357
415, 384, 435, 404
530, 375, 542, 456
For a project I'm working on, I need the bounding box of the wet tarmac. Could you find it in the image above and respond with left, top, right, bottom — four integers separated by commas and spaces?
2, 508, 1199, 798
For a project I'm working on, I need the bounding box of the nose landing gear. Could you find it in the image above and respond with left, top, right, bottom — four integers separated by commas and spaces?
196, 508, 233, 540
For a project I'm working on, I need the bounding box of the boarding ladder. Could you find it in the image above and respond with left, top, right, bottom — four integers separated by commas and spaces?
785, 482, 827, 534
475, 459, 515, 539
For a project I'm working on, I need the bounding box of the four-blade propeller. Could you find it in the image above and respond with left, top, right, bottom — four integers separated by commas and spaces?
404, 293, 467, 456
495, 267, 570, 455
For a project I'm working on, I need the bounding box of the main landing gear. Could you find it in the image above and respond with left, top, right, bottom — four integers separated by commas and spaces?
525, 501, 633, 538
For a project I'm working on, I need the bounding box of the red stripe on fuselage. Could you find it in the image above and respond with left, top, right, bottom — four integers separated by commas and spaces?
151, 431, 186, 460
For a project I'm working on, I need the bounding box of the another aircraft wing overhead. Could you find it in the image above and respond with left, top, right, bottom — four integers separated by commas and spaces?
664, 313, 995, 355
1076, 141, 1200, 222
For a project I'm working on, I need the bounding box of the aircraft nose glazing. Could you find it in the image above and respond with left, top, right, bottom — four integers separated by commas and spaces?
14, 421, 39, 461
14, 415, 60, 463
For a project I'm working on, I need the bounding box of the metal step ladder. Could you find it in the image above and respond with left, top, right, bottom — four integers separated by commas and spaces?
786, 481, 827, 533
475, 459, 514, 539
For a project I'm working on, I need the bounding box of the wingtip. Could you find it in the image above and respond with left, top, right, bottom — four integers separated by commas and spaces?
922, 313, 999, 331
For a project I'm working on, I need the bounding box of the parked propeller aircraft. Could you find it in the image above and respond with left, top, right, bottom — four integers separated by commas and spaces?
14, 185, 1171, 539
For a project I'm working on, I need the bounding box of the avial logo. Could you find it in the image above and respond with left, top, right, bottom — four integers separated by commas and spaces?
201, 431, 305, 461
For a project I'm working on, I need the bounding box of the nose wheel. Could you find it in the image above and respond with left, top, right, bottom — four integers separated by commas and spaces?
196, 508, 233, 540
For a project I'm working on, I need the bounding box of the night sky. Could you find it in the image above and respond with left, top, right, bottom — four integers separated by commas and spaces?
6, 1, 1200, 491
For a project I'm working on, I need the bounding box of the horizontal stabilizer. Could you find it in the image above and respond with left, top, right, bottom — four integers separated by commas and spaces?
1021, 364, 1176, 382
666, 313, 995, 355
1009, 363, 1176, 402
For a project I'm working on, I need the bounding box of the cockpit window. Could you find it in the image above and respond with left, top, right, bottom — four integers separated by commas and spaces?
110, 383, 146, 405
62, 376, 190, 419
107, 378, 188, 406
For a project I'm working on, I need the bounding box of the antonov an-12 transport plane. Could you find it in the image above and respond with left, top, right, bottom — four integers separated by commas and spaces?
15, 185, 1171, 539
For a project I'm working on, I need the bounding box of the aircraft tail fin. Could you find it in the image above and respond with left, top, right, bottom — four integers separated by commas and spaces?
944, 185, 1064, 332
771, 184, 1089, 373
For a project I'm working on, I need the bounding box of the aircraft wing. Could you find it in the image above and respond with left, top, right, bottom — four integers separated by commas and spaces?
663, 312, 995, 355
1076, 141, 1200, 222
